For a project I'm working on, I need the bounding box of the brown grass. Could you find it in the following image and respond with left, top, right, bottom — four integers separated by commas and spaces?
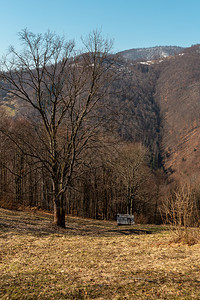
0, 208, 200, 299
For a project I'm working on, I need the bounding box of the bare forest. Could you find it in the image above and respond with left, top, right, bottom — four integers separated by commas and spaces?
0, 31, 200, 232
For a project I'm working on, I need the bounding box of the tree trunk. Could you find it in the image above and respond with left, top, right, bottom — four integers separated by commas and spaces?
53, 181, 66, 228
130, 196, 134, 215
127, 186, 131, 214
53, 200, 66, 228
154, 198, 158, 224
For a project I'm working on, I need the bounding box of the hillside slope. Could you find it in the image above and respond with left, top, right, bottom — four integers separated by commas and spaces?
155, 46, 200, 183
118, 46, 183, 61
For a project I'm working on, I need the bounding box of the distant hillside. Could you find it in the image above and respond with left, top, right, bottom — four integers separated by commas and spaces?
107, 59, 162, 169
114, 44, 200, 182
154, 45, 200, 183
118, 46, 184, 61
2, 44, 200, 183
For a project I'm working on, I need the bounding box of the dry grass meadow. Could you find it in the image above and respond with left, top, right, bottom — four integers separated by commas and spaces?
0, 207, 200, 299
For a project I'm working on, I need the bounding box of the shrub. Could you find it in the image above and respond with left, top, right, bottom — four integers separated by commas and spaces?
162, 184, 200, 244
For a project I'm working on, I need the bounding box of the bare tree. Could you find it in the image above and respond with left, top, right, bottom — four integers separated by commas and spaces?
0, 29, 113, 227
111, 142, 151, 216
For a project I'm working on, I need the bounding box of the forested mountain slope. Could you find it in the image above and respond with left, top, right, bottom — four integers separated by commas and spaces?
107, 59, 162, 168
1, 45, 200, 184
113, 44, 200, 183
154, 46, 200, 183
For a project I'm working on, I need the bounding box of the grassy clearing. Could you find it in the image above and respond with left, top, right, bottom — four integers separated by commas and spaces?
0, 208, 200, 299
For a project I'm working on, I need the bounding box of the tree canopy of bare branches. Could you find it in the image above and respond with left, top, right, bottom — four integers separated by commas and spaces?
0, 29, 114, 227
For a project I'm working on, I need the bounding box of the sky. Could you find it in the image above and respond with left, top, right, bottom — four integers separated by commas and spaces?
0, 0, 200, 55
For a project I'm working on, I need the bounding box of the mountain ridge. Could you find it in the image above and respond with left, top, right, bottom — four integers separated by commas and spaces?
118, 45, 184, 61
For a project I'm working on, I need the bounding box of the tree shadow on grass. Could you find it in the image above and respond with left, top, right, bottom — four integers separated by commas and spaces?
0, 208, 166, 238
106, 228, 153, 235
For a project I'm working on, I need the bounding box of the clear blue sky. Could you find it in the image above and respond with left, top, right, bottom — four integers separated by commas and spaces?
0, 0, 200, 55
